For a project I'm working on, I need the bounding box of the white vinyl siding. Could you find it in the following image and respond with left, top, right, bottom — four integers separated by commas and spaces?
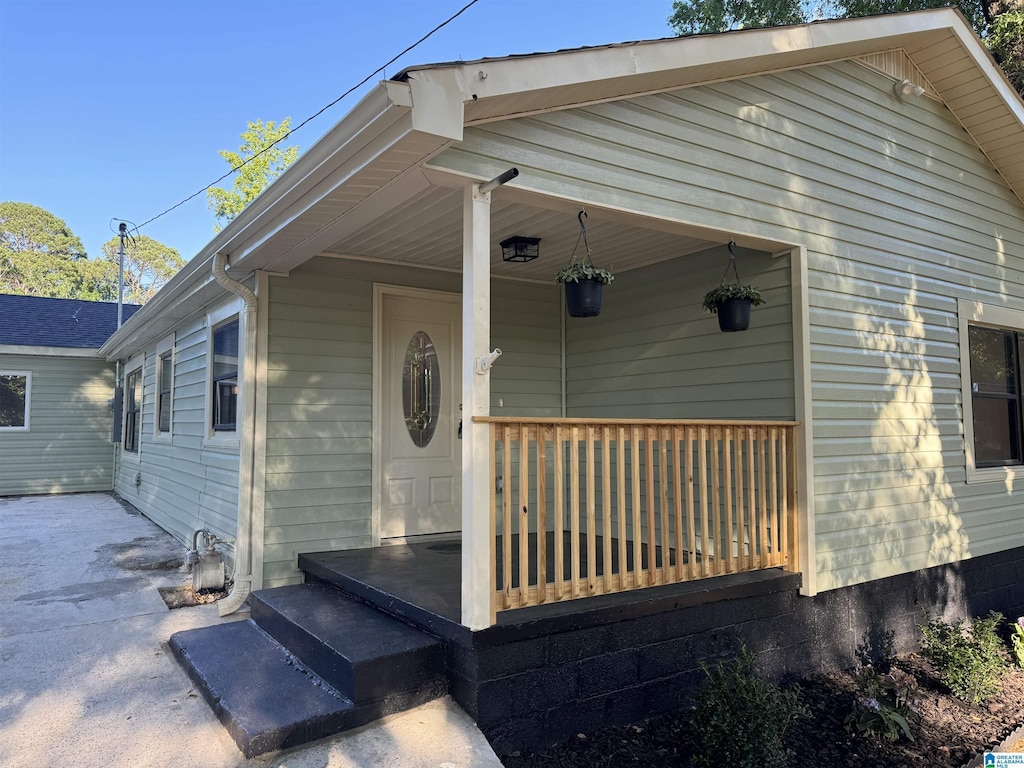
430, 59, 1024, 592
261, 256, 561, 587
0, 355, 115, 495
113, 313, 239, 554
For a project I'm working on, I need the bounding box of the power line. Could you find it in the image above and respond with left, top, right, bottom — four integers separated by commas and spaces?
135, 0, 482, 232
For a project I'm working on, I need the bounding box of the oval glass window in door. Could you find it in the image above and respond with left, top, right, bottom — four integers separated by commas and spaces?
402, 330, 441, 447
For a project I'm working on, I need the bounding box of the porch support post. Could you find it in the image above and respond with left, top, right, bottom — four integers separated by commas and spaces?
462, 183, 493, 630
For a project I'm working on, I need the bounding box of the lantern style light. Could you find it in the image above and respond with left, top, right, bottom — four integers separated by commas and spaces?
500, 236, 540, 263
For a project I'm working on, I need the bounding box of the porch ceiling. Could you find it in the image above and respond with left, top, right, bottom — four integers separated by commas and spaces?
322, 181, 724, 282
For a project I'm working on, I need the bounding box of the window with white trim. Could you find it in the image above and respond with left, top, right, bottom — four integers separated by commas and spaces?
0, 371, 30, 430
959, 299, 1024, 481
124, 367, 142, 453
212, 318, 239, 432
968, 325, 1022, 467
153, 333, 174, 436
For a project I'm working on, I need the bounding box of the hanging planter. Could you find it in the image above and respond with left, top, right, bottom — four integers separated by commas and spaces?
702, 241, 765, 332
556, 210, 614, 318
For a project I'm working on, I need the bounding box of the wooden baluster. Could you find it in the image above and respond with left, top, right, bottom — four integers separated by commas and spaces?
659, 426, 670, 585
631, 425, 642, 588
698, 424, 710, 578
602, 425, 612, 594
769, 426, 780, 567
586, 424, 597, 595
733, 425, 747, 573
723, 426, 734, 574
780, 427, 790, 570
617, 426, 628, 590
519, 425, 530, 604
502, 425, 513, 607
759, 426, 769, 570
554, 425, 565, 601
745, 426, 757, 571
537, 428, 547, 603
645, 425, 657, 585
673, 426, 684, 582
490, 424, 499, 611
710, 425, 722, 577
570, 424, 581, 598
685, 425, 697, 580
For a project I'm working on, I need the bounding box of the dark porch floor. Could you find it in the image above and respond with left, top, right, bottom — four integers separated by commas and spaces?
299, 532, 699, 637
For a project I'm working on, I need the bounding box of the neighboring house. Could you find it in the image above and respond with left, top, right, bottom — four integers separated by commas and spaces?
99, 9, 1023, 756
0, 295, 140, 496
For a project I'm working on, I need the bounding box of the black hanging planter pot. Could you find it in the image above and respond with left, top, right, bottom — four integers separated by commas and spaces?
565, 278, 604, 318
556, 210, 614, 319
715, 297, 752, 332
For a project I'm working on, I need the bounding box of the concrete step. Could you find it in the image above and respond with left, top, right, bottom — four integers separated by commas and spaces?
250, 582, 446, 705
169, 586, 447, 759
170, 620, 360, 757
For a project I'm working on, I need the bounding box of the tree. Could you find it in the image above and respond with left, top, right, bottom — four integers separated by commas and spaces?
987, 5, 1024, 95
100, 234, 185, 304
0, 202, 94, 298
206, 118, 299, 231
669, 0, 805, 34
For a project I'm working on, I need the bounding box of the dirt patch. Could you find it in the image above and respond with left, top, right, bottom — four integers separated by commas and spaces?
499, 657, 1024, 767
158, 584, 228, 609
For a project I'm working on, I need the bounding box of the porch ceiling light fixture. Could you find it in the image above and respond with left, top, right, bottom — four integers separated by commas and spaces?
894, 78, 925, 98
500, 236, 541, 263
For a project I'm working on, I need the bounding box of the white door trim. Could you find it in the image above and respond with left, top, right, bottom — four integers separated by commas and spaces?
371, 283, 461, 547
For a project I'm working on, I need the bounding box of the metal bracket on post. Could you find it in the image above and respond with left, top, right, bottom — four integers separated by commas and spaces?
474, 348, 502, 374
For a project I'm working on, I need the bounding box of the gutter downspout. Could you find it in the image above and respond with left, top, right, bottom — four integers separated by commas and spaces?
212, 253, 258, 616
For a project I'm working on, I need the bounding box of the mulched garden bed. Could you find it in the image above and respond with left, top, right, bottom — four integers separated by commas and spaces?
499, 656, 1024, 767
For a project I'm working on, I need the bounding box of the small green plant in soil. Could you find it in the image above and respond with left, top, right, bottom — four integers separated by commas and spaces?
700, 282, 764, 313
1012, 617, 1024, 668
687, 646, 808, 768
920, 611, 1009, 704
846, 663, 921, 742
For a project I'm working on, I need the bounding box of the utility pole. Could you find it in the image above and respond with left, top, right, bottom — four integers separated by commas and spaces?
116, 222, 132, 328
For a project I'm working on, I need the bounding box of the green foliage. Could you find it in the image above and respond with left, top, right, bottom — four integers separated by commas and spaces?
0, 201, 99, 299
668, 0, 804, 34
829, 0, 988, 36
687, 647, 809, 768
1011, 617, 1024, 668
555, 261, 614, 284
845, 664, 921, 742
701, 282, 765, 313
919, 611, 1009, 704
988, 9, 1024, 96
100, 234, 184, 304
206, 118, 299, 231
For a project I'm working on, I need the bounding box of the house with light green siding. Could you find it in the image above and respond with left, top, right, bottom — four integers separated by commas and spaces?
0, 295, 139, 496
101, 12, 1023, 743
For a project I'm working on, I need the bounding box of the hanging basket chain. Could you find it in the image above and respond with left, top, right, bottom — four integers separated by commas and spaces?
721, 240, 742, 284
566, 209, 594, 267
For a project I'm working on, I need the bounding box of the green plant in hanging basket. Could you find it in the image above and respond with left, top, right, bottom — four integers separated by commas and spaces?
701, 282, 764, 313
555, 261, 615, 285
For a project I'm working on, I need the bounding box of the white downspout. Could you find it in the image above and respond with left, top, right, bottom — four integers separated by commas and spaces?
212, 253, 258, 616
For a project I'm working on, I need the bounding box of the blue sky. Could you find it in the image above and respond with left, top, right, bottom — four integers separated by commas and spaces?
0, 0, 678, 263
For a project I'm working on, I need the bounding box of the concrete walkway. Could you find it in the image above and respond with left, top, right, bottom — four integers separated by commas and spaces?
0, 493, 503, 768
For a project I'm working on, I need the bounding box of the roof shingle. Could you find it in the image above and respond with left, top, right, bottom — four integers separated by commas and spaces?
0, 294, 141, 349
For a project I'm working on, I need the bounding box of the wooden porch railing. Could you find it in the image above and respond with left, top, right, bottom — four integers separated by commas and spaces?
475, 417, 800, 615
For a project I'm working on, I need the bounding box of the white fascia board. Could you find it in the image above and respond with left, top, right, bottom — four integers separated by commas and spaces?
0, 345, 103, 358
409, 9, 979, 117
100, 81, 428, 362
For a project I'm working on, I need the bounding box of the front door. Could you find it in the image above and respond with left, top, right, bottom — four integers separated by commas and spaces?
380, 291, 462, 539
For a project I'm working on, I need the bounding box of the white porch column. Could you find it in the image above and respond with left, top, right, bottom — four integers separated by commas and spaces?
462, 183, 493, 630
